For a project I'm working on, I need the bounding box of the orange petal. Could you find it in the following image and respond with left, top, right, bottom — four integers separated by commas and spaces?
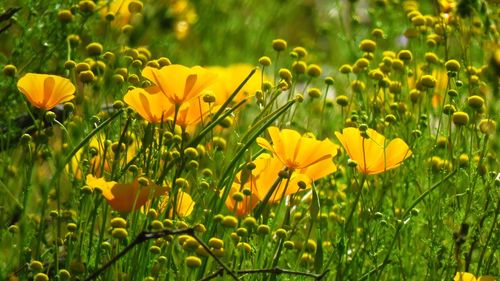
124, 88, 174, 123
17, 73, 75, 110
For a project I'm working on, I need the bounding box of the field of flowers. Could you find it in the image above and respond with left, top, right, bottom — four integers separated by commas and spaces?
0, 0, 499, 280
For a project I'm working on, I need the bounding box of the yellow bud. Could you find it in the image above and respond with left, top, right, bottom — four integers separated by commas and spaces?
185, 256, 202, 267
3, 64, 17, 76
58, 9, 73, 23
272, 39, 287, 51
359, 39, 376, 52
111, 228, 128, 240
307, 64, 322, 77
452, 112, 469, 126
445, 59, 461, 72
86, 42, 103, 57
221, 216, 238, 228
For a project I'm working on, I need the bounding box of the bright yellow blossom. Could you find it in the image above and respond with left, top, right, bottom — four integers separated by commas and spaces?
335, 127, 412, 175
257, 126, 339, 170
454, 272, 496, 281
141, 64, 216, 105
17, 73, 76, 110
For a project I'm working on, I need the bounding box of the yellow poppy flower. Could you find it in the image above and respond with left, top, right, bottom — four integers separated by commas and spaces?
454, 272, 497, 281
256, 126, 339, 170
205, 64, 263, 103
158, 189, 195, 218
124, 88, 175, 123
124, 88, 217, 129
17, 73, 76, 110
86, 175, 166, 213
226, 151, 337, 215
335, 127, 412, 175
141, 64, 216, 105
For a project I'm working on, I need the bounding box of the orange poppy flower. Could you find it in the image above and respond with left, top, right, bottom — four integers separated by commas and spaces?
124, 88, 175, 123
124, 88, 217, 129
256, 126, 339, 170
17, 73, 76, 110
335, 127, 412, 175
454, 272, 496, 281
226, 151, 337, 215
205, 64, 263, 103
141, 64, 216, 105
86, 175, 166, 213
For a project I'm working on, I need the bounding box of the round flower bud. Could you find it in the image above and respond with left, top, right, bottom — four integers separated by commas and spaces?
110, 217, 127, 228
231, 191, 244, 202
79, 70, 95, 83
86, 42, 103, 57
157, 57, 171, 67
355, 58, 369, 69
458, 154, 469, 167
58, 9, 73, 23
208, 237, 224, 249
79, 0, 96, 13
392, 59, 404, 71
67, 34, 81, 46
292, 61, 307, 74
257, 224, 270, 235
284, 240, 294, 249
339, 64, 352, 74
258, 56, 271, 66
30, 260, 44, 271
184, 147, 199, 159
34, 273, 49, 281
111, 228, 128, 240
411, 15, 426, 26
307, 88, 321, 99
398, 50, 413, 62
75, 62, 90, 73
275, 228, 287, 239
8, 225, 19, 233
128, 0, 143, 13
325, 76, 334, 85
424, 52, 439, 64
359, 39, 376, 52
336, 95, 349, 107
59, 269, 71, 280
305, 239, 317, 253
272, 39, 287, 51
445, 59, 461, 72
443, 104, 456, 115
307, 64, 322, 77
371, 28, 384, 38
64, 60, 76, 70
185, 256, 202, 268
66, 223, 77, 232
420, 75, 436, 88
467, 95, 484, 110
279, 68, 292, 80
3, 64, 17, 76
242, 217, 257, 228
447, 89, 458, 97
221, 216, 238, 228
452, 112, 469, 126
479, 119, 496, 135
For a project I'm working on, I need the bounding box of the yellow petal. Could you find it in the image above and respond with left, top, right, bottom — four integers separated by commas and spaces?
17, 73, 75, 110
175, 190, 195, 217
124, 88, 174, 123
454, 272, 477, 281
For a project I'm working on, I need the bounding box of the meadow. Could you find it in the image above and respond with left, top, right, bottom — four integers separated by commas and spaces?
0, 0, 499, 280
